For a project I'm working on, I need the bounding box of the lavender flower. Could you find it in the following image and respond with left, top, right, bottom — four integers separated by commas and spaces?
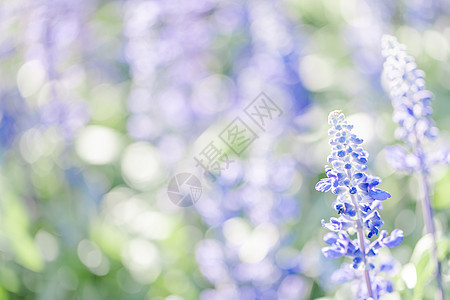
381, 34, 449, 169
381, 35, 438, 147
316, 111, 403, 299
381, 35, 445, 299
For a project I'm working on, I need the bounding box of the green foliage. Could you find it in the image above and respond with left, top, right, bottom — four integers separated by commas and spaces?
433, 171, 450, 209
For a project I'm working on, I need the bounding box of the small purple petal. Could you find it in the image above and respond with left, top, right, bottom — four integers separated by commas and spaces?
315, 178, 332, 192
323, 232, 338, 245
369, 189, 391, 201
322, 246, 344, 259
332, 186, 347, 195
379, 263, 394, 273
382, 229, 403, 248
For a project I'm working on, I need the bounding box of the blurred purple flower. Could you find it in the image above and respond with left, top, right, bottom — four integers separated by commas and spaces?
40, 99, 89, 140
381, 34, 445, 298
382, 35, 438, 147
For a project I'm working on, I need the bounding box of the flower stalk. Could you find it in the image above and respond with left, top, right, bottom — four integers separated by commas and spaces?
381, 35, 445, 299
417, 146, 444, 300
350, 193, 373, 298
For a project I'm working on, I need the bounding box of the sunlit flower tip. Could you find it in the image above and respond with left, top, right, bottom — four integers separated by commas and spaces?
328, 110, 344, 125
381, 34, 395, 45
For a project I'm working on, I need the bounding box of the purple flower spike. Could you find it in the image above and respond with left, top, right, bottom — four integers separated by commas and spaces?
382, 35, 438, 148
382, 35, 445, 298
316, 111, 403, 299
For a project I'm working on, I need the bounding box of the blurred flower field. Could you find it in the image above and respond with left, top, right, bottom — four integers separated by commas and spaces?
0, 0, 449, 299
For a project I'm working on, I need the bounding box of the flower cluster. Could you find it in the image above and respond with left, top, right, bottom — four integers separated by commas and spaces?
316, 111, 403, 299
381, 34, 438, 147
381, 34, 446, 299
331, 257, 398, 299
380, 35, 450, 172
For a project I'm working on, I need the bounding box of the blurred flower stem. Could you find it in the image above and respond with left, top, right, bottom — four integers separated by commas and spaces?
416, 146, 444, 300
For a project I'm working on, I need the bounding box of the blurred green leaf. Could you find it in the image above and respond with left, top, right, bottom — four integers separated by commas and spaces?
0, 267, 19, 293
433, 171, 450, 209
90, 220, 128, 260
437, 236, 449, 260
0, 286, 8, 300
410, 234, 435, 300
0, 176, 44, 272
